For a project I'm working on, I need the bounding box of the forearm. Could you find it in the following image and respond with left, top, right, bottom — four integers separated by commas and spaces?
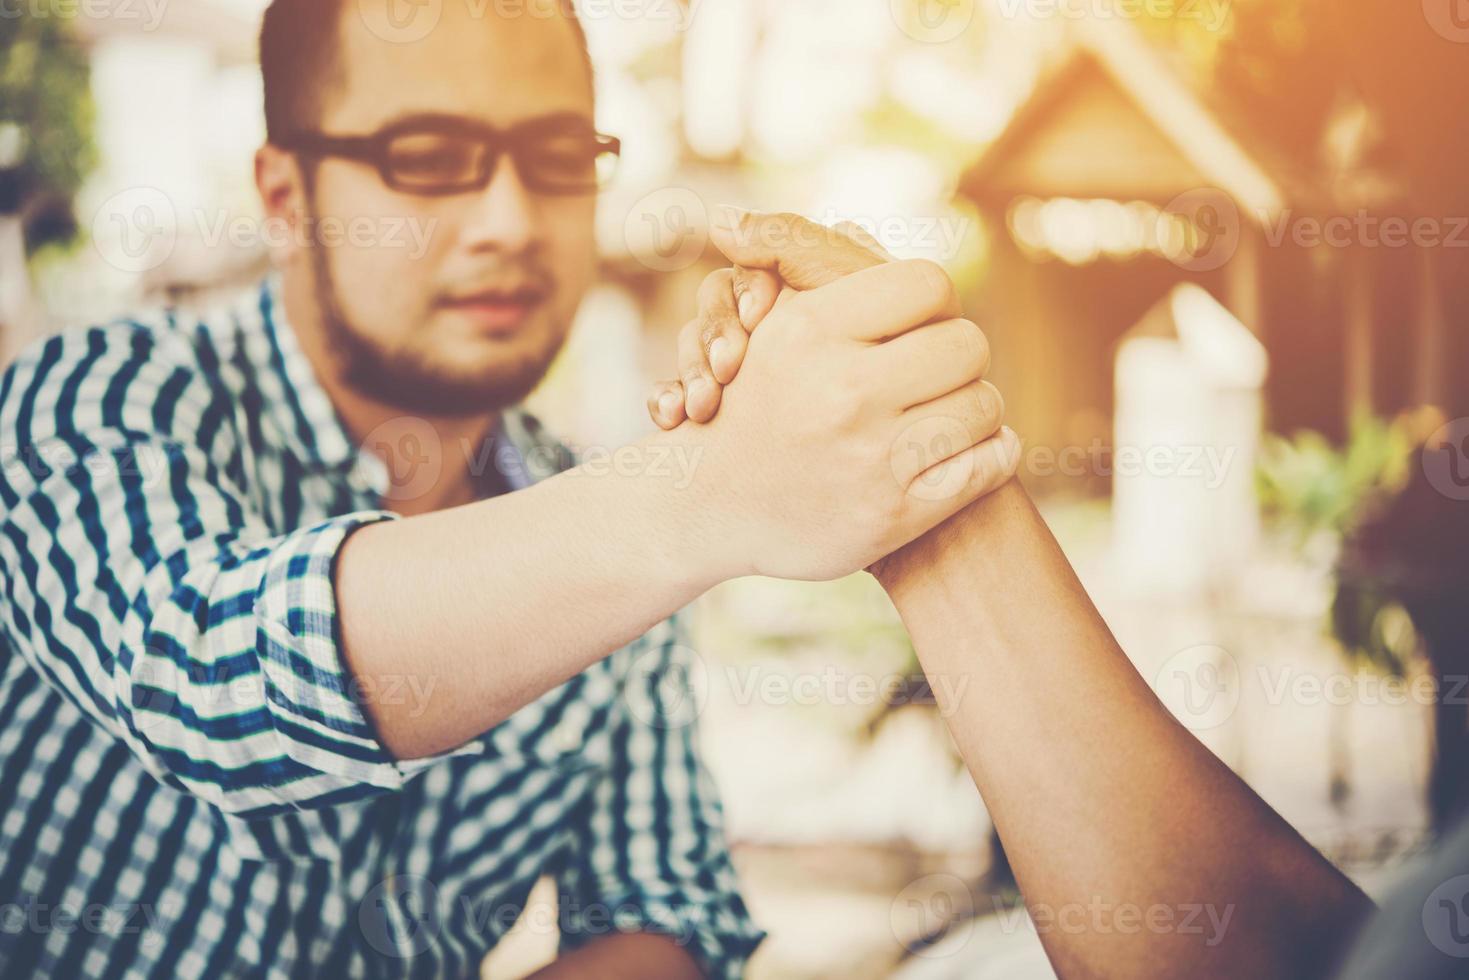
527, 933, 704, 980
877, 481, 1372, 978
336, 430, 725, 760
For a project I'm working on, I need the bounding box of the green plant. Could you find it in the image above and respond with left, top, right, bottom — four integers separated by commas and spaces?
1257, 411, 1414, 542
0, 11, 97, 249
1257, 410, 1421, 675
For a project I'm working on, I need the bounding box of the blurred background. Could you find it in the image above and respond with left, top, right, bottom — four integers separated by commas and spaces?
5, 1, 1469, 976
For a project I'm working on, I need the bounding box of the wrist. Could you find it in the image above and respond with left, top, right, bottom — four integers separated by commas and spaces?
874, 478, 1031, 600
625, 426, 749, 591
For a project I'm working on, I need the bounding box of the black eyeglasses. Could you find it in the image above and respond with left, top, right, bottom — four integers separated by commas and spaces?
278, 115, 621, 197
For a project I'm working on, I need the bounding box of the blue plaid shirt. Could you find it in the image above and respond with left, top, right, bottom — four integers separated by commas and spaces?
0, 278, 763, 978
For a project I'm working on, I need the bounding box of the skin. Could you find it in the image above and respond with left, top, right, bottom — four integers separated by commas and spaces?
653, 212, 1376, 978
252, 4, 1016, 975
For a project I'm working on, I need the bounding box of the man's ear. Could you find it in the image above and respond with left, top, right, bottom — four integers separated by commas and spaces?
255, 144, 309, 265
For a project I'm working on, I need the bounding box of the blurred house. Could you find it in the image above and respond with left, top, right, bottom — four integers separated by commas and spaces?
958, 19, 1454, 493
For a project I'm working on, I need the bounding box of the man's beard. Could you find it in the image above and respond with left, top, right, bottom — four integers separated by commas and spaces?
306, 228, 563, 417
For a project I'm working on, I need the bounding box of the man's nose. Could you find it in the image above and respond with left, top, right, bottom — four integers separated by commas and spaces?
458, 155, 539, 254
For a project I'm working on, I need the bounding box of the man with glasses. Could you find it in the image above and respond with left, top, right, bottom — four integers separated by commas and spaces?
0, 0, 1019, 977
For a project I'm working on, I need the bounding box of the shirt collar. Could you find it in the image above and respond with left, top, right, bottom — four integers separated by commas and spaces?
251, 275, 538, 500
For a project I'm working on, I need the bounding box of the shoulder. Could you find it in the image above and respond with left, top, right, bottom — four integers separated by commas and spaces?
0, 294, 255, 456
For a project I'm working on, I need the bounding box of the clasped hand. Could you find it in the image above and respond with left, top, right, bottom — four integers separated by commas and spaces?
644, 208, 1020, 582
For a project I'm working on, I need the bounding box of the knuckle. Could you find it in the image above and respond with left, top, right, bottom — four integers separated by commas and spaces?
958, 320, 991, 377
700, 268, 734, 303
974, 381, 1005, 430
699, 315, 723, 350
905, 258, 954, 304
828, 389, 865, 429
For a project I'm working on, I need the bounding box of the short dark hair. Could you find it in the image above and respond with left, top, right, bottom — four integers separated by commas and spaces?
259, 0, 592, 144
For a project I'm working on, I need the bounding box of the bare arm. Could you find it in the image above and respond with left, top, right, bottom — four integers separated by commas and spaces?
335, 432, 719, 759
664, 210, 1376, 977
337, 257, 1015, 761
526, 933, 704, 980
874, 481, 1374, 978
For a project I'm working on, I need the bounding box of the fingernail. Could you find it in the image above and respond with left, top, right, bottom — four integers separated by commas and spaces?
658, 391, 680, 419
688, 377, 714, 407
709, 337, 732, 376
736, 291, 754, 327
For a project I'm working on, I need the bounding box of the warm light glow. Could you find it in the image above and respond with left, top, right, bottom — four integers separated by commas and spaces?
1006, 196, 1210, 265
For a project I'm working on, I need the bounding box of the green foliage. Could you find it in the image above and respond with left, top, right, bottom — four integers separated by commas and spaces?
1258, 413, 1420, 673
1256, 411, 1414, 544
0, 11, 97, 247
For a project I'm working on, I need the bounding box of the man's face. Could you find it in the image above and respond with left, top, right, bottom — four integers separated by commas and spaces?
298, 0, 598, 415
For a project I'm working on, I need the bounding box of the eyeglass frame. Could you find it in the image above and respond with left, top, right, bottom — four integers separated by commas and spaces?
275, 113, 622, 197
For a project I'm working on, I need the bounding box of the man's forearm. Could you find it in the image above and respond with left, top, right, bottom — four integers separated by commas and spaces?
876, 481, 1373, 979
336, 429, 727, 760
526, 932, 704, 980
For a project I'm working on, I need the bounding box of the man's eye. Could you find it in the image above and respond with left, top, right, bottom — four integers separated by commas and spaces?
388, 137, 480, 181
521, 140, 596, 175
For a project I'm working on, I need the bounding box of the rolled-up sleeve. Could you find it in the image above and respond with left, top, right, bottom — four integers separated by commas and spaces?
0, 327, 469, 818
553, 618, 766, 979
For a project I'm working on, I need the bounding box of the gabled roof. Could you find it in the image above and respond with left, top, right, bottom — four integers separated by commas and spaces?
960, 19, 1290, 219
